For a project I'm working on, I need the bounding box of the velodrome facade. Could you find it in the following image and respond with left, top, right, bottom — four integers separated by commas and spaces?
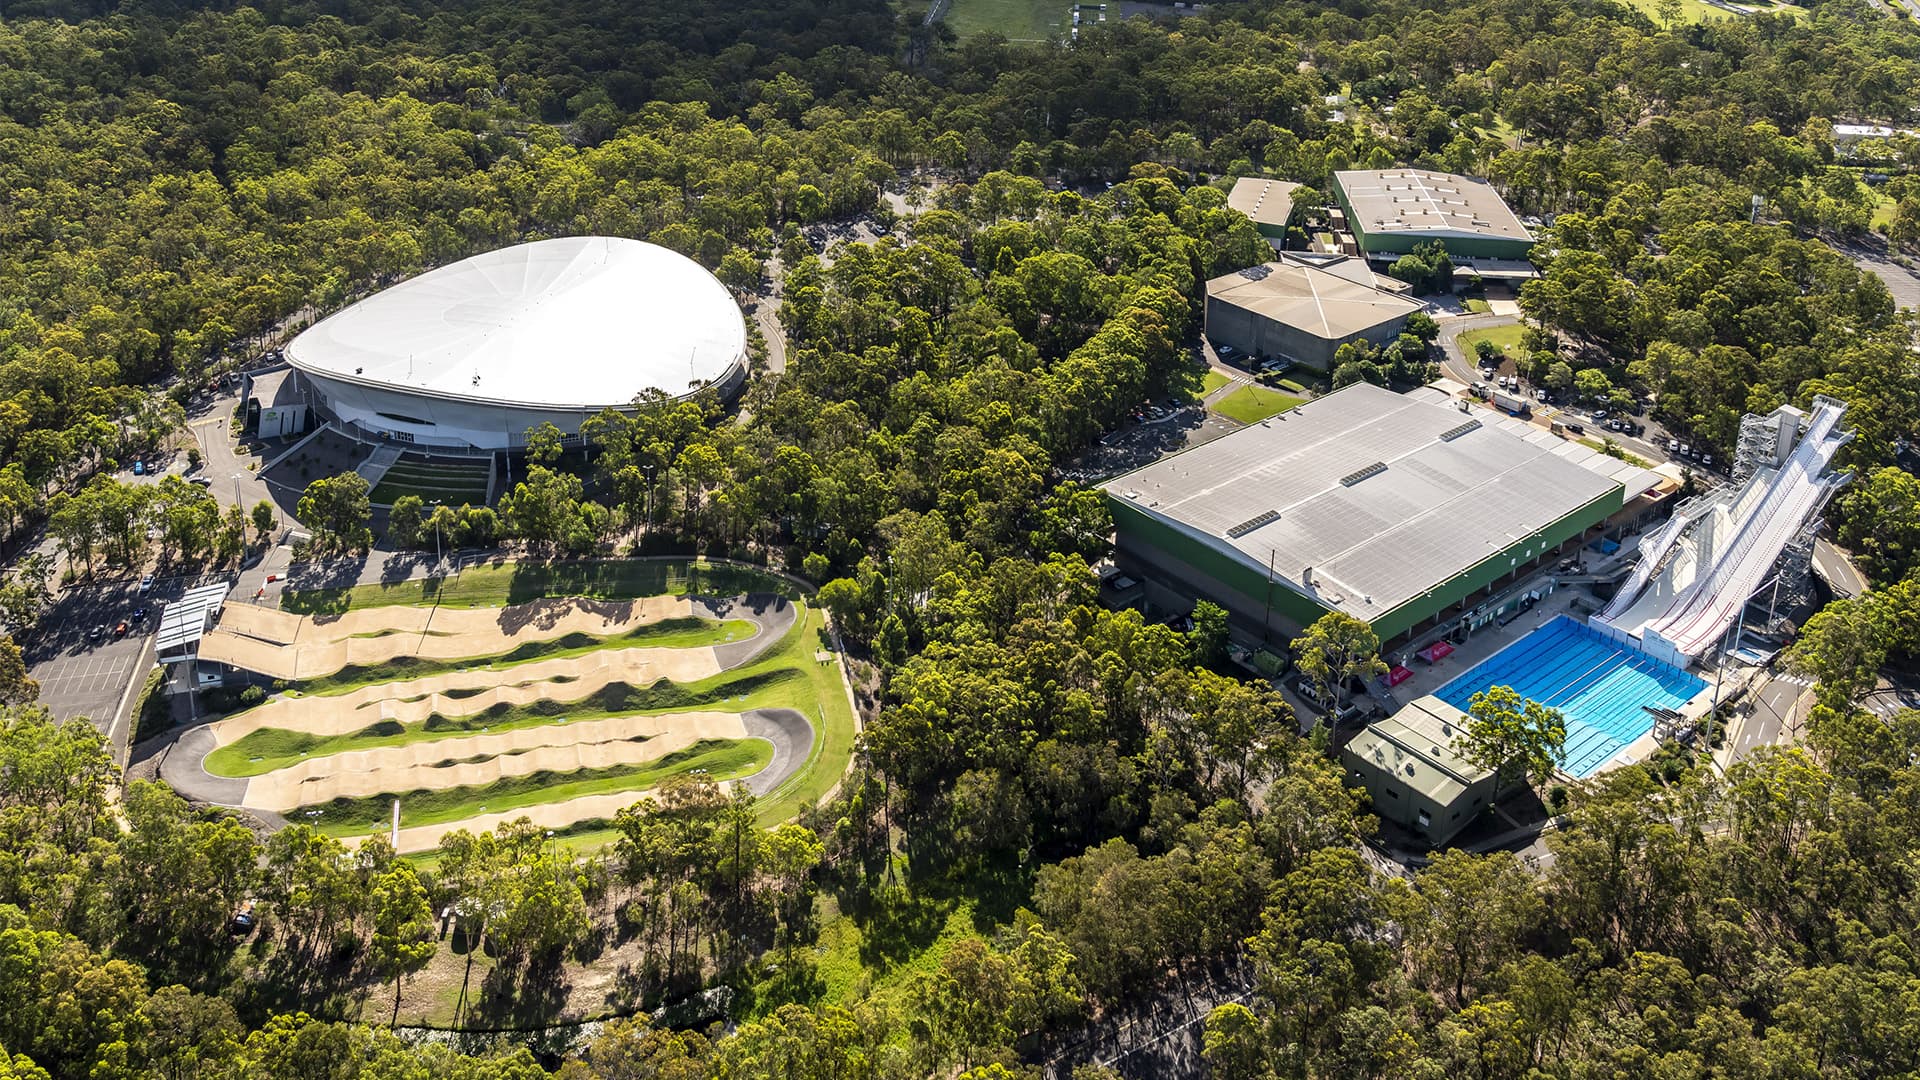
286, 236, 748, 452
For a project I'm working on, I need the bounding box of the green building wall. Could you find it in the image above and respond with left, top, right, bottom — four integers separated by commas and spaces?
1108, 484, 1622, 643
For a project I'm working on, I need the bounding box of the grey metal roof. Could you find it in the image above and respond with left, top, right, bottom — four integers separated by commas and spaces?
247, 366, 303, 409
1104, 383, 1630, 621
1334, 169, 1532, 244
1227, 177, 1301, 228
1205, 260, 1423, 342
1346, 695, 1489, 803
156, 583, 231, 653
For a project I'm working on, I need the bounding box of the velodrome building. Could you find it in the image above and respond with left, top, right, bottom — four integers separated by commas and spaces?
285, 236, 748, 452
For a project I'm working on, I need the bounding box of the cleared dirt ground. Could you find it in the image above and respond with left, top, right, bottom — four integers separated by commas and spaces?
205, 643, 726, 742
200, 594, 698, 679
240, 710, 749, 811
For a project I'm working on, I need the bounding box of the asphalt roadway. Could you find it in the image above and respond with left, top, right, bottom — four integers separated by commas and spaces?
1723, 671, 1814, 766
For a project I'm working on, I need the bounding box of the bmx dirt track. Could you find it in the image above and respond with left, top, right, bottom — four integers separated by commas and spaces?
198, 594, 704, 680
160, 593, 814, 851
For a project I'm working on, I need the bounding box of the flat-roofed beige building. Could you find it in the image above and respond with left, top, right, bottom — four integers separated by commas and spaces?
1204, 255, 1422, 369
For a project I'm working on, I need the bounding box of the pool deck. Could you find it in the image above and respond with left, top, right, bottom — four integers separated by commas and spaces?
1371, 573, 1726, 780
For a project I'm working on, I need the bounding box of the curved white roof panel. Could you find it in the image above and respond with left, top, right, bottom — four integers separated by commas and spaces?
287, 237, 746, 411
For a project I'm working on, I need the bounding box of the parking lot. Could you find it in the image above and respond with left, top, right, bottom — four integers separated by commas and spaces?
1062, 406, 1239, 484
24, 574, 212, 761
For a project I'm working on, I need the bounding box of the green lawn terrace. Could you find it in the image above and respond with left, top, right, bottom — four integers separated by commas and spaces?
370, 452, 494, 507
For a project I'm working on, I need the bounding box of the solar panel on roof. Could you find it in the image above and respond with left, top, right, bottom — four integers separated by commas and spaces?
1340, 461, 1388, 486
1226, 509, 1281, 538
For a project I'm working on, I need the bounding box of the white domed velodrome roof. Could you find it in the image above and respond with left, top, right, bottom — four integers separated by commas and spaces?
287, 237, 746, 411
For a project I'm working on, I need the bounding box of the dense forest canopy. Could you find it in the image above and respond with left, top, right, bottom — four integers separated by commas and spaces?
3, 0, 1920, 1076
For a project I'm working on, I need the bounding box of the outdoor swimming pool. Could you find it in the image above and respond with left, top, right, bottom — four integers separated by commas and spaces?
1434, 615, 1708, 777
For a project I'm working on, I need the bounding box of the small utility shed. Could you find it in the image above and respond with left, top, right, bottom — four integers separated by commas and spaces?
1340, 694, 1494, 847
1204, 256, 1422, 370
1227, 177, 1302, 241
244, 367, 309, 439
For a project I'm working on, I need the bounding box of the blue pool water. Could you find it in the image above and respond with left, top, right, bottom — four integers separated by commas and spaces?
1434, 616, 1707, 777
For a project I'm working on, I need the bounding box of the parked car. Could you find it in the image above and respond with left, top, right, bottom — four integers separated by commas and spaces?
139, 573, 153, 594
229, 901, 257, 935
189, 476, 212, 488
113, 621, 128, 638
130, 607, 147, 624
87, 625, 106, 643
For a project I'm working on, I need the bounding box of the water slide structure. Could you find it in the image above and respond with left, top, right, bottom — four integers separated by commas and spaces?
1595, 397, 1851, 666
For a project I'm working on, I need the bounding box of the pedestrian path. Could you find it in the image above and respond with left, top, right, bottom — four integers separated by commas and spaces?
355, 442, 404, 488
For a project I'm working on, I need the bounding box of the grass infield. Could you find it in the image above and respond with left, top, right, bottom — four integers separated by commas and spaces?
1212, 383, 1308, 424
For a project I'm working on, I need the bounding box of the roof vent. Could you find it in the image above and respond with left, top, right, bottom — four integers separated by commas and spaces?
1226, 509, 1281, 538
1340, 461, 1388, 486
1439, 419, 1482, 441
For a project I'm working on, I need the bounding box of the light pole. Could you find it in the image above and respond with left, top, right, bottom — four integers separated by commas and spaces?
431, 499, 443, 570
642, 463, 658, 536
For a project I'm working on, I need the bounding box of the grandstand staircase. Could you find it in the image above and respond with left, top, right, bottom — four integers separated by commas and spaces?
356, 443, 404, 490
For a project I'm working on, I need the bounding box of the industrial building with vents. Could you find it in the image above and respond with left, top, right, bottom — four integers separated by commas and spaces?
1332, 169, 1534, 261
1203, 255, 1422, 370
1227, 177, 1302, 242
284, 236, 748, 452
1102, 382, 1664, 645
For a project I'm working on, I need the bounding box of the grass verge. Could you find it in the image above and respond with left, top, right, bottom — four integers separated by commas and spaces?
129, 665, 169, 744
1200, 370, 1232, 396
1578, 437, 1654, 468
306, 739, 771, 834
283, 558, 800, 614
1213, 383, 1308, 424
1458, 323, 1529, 359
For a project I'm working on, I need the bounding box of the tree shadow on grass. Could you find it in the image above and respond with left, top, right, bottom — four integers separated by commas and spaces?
227, 924, 358, 1025
849, 881, 950, 973
742, 950, 828, 1013
468, 952, 573, 1029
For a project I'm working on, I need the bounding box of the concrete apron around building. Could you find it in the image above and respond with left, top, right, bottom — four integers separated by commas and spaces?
1376, 567, 1612, 716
